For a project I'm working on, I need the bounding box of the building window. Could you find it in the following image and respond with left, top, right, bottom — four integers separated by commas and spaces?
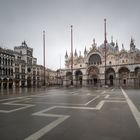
33, 71, 36, 75
27, 67, 31, 73
22, 75, 25, 79
109, 61, 112, 65
22, 69, 25, 73
15, 74, 20, 79
15, 68, 19, 73
80, 65, 82, 67
11, 69, 13, 76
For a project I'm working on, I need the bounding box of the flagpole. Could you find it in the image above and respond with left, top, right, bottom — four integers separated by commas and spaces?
71, 25, 73, 86
104, 19, 107, 86
43, 30, 46, 86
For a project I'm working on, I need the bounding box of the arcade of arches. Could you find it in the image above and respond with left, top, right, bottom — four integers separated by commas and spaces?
0, 78, 13, 88
0, 77, 39, 88
64, 66, 140, 87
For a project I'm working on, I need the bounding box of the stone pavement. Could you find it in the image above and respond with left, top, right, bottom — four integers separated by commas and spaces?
0, 87, 140, 140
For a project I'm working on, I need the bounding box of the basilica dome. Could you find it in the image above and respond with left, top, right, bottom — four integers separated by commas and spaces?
99, 43, 116, 54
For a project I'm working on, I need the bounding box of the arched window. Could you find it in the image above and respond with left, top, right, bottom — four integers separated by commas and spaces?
0, 68, 1, 76
88, 54, 101, 65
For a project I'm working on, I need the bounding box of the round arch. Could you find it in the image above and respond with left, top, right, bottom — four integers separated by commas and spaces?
134, 67, 140, 88
88, 53, 102, 65
27, 76, 31, 87
66, 71, 72, 77
135, 67, 140, 76
75, 70, 83, 86
3, 78, 8, 88
66, 71, 72, 86
9, 79, 13, 88
118, 66, 130, 73
118, 67, 130, 86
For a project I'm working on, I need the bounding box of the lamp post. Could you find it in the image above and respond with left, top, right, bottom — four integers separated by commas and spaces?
104, 19, 107, 86
70, 25, 73, 86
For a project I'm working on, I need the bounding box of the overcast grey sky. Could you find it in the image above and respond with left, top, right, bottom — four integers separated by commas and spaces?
0, 0, 140, 70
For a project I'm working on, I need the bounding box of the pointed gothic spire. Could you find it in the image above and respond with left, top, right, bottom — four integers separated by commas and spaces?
131, 37, 133, 42
74, 49, 78, 57
122, 43, 125, 51
93, 38, 95, 45
84, 46, 87, 55
130, 37, 135, 51
79, 51, 81, 57
65, 50, 68, 59
111, 36, 113, 42
110, 36, 115, 46
115, 40, 119, 51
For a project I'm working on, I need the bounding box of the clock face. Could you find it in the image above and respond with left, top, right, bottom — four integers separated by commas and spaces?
27, 68, 31, 73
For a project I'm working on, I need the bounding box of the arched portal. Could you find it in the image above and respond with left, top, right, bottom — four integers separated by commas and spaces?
75, 70, 83, 86
21, 80, 25, 87
106, 67, 116, 86
9, 79, 13, 88
3, 78, 7, 88
109, 75, 114, 86
15, 79, 20, 87
87, 66, 99, 86
27, 77, 32, 87
118, 67, 130, 86
66, 72, 72, 86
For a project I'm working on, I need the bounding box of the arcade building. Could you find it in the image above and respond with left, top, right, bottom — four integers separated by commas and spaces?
63, 38, 140, 88
0, 41, 45, 88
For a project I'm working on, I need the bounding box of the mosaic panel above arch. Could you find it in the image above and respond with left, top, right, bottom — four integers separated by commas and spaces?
87, 66, 99, 76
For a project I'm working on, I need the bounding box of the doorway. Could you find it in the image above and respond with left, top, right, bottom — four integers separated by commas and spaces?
109, 75, 113, 86
93, 78, 97, 85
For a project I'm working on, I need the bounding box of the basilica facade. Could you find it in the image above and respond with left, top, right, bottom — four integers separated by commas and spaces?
63, 38, 140, 88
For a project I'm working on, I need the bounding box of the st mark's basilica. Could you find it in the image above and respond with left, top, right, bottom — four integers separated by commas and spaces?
63, 38, 140, 88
